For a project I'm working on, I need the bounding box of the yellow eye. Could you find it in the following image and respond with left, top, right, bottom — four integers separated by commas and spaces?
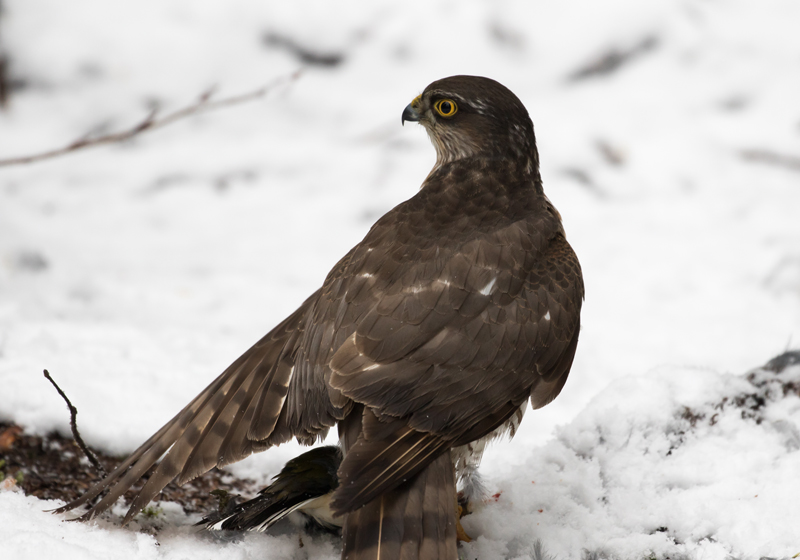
434, 99, 458, 118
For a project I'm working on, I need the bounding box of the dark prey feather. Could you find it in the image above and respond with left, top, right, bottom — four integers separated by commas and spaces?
198, 445, 342, 533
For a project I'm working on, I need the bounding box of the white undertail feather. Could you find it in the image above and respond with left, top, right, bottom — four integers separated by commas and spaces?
452, 401, 526, 501
458, 463, 488, 509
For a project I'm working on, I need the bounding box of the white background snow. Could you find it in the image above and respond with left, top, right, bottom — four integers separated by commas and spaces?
1, 0, 799, 558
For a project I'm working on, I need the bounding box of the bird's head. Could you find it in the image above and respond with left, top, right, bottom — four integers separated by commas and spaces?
402, 75, 539, 174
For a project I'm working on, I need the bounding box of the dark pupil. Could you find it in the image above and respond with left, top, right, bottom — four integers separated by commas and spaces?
440, 101, 452, 114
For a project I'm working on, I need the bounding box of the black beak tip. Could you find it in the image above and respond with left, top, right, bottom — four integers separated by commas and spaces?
401, 103, 419, 126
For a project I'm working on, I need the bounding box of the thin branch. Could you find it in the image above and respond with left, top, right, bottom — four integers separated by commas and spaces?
0, 54, 9, 110
740, 148, 800, 172
0, 70, 302, 167
43, 369, 106, 476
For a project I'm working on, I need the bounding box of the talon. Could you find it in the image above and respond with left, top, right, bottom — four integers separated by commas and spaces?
456, 504, 472, 542
456, 518, 472, 543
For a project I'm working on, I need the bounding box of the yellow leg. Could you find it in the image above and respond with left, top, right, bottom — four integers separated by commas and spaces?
455, 503, 472, 543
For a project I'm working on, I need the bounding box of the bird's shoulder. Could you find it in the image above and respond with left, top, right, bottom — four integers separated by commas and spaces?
298, 158, 575, 384
331, 159, 563, 292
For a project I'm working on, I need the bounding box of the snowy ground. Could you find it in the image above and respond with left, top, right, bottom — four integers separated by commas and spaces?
1, 0, 799, 558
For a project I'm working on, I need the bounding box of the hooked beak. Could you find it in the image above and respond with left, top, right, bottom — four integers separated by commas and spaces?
401, 95, 422, 125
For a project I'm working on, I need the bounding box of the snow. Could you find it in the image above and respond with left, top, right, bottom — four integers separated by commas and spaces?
1, 0, 799, 558
0, 490, 339, 560
464, 363, 800, 559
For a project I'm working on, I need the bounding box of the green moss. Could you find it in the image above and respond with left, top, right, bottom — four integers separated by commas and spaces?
140, 506, 164, 519
210, 489, 232, 513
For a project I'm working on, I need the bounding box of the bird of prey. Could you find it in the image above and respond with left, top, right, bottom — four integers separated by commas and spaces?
56, 75, 584, 560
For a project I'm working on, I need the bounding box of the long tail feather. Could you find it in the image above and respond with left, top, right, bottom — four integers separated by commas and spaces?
341, 452, 457, 560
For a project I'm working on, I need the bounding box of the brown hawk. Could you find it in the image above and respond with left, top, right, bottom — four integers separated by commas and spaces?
56, 75, 584, 560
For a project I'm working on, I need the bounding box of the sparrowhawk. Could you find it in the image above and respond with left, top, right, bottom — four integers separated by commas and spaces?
56, 75, 584, 560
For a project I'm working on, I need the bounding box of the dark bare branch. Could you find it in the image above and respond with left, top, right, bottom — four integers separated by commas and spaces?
0, 70, 302, 167
740, 148, 800, 172
0, 55, 8, 110
43, 369, 107, 476
0, 0, 8, 110
568, 35, 659, 81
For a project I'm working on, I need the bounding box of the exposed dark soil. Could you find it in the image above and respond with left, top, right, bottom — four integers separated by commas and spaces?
0, 421, 256, 519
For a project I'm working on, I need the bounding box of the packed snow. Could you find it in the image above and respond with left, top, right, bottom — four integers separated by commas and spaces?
1, 0, 799, 558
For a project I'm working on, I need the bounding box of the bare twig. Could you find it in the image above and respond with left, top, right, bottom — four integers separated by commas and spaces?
0, 54, 8, 110
0, 70, 302, 167
43, 369, 106, 476
0, 0, 8, 111
568, 35, 659, 81
740, 149, 800, 172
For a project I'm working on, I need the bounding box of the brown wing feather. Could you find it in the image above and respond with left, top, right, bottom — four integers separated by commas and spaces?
52, 370, 230, 518
326, 212, 582, 509
55, 292, 318, 522
332, 409, 449, 514
330, 228, 582, 433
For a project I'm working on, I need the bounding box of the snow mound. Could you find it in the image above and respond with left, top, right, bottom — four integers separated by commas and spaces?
0, 485, 339, 560
463, 353, 800, 559
3, 354, 797, 559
